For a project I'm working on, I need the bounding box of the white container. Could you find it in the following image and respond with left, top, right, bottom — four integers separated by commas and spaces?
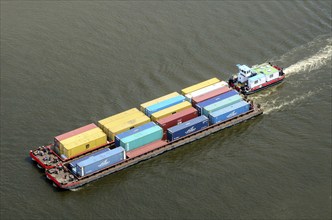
185, 81, 228, 102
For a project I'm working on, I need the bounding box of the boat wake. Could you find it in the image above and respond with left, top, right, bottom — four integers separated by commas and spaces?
262, 90, 318, 115
284, 43, 332, 77
279, 36, 332, 77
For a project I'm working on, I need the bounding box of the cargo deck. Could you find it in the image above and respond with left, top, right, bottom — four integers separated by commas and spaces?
46, 104, 263, 190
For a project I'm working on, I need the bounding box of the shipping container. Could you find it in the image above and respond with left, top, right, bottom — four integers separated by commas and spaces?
54, 123, 97, 152
114, 122, 157, 147
202, 94, 243, 117
69, 148, 110, 174
156, 107, 198, 139
126, 140, 167, 158
151, 101, 192, 121
120, 125, 163, 151
59, 127, 106, 155
98, 108, 140, 131
181, 78, 220, 95
100, 111, 145, 133
209, 100, 251, 124
195, 90, 238, 115
167, 115, 209, 142
105, 115, 151, 141
76, 147, 126, 177
185, 81, 228, 102
140, 92, 180, 112
191, 86, 232, 107
62, 131, 107, 158
145, 95, 185, 117
59, 127, 104, 152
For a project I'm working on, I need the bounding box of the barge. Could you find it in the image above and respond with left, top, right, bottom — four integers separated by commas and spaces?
28, 74, 280, 190
46, 104, 262, 190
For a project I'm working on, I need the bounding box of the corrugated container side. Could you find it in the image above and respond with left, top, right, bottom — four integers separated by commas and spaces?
69, 148, 110, 174
151, 101, 192, 121
62, 131, 107, 158
114, 122, 157, 147
98, 108, 140, 131
202, 94, 243, 117
106, 115, 151, 141
59, 127, 106, 154
167, 115, 209, 142
156, 107, 198, 140
209, 100, 250, 124
192, 86, 232, 107
126, 140, 167, 158
59, 127, 104, 152
195, 90, 238, 115
185, 81, 227, 102
54, 123, 97, 150
76, 147, 126, 177
100, 111, 145, 133
140, 92, 179, 112
120, 126, 163, 151
145, 95, 185, 116
181, 78, 220, 95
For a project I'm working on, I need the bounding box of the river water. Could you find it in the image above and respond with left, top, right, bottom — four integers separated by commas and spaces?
1, 1, 331, 219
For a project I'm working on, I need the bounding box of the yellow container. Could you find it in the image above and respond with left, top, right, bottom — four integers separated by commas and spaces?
61, 131, 107, 158
140, 92, 179, 112
151, 101, 192, 121
105, 115, 151, 140
98, 108, 140, 130
181, 78, 220, 95
59, 127, 103, 151
101, 111, 146, 133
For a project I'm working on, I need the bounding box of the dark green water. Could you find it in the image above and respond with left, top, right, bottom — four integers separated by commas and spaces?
1, 1, 331, 219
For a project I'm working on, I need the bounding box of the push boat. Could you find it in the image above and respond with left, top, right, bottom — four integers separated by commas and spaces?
228, 63, 285, 95
28, 69, 283, 190
46, 104, 262, 190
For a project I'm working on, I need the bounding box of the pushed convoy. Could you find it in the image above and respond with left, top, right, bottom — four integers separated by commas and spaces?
30, 76, 264, 190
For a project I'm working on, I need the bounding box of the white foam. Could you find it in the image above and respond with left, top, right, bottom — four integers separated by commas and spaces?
262, 90, 318, 115
284, 43, 332, 77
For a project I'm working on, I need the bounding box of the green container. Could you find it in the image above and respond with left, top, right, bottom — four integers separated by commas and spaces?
202, 94, 243, 117
120, 125, 163, 151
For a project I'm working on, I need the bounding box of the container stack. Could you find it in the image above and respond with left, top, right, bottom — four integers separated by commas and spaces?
150, 101, 192, 121
144, 95, 186, 117
57, 125, 107, 159
184, 81, 228, 102
166, 115, 209, 142
155, 107, 198, 139
75, 147, 126, 177
195, 90, 239, 115
181, 77, 220, 95
98, 108, 150, 141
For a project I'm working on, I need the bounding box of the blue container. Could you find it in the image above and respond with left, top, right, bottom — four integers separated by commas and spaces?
209, 100, 250, 124
120, 125, 163, 151
115, 122, 157, 147
167, 115, 209, 142
69, 148, 110, 174
145, 95, 185, 116
76, 147, 125, 177
202, 94, 243, 117
195, 90, 238, 115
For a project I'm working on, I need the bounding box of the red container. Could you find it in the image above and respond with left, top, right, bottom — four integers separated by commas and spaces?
126, 140, 167, 158
192, 86, 231, 107
156, 107, 198, 139
54, 123, 97, 143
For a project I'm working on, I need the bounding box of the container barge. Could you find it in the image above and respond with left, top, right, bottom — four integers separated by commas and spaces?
46, 104, 262, 190
29, 76, 268, 190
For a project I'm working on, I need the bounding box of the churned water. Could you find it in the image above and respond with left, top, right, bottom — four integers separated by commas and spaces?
1, 1, 331, 219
